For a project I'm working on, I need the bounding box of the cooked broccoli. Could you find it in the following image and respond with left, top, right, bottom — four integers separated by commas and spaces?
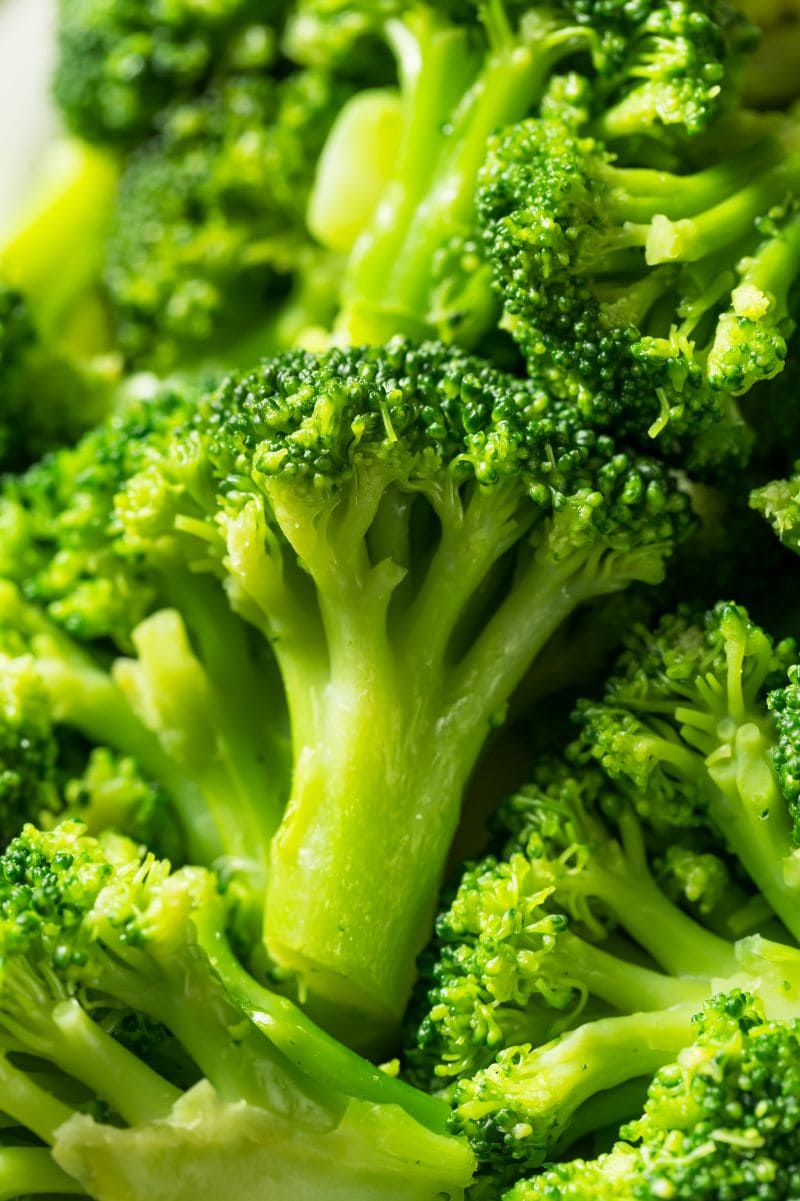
308, 0, 755, 349
406, 756, 735, 1090
508, 991, 800, 1201
0, 820, 476, 1201
477, 90, 800, 469
0, 380, 290, 936
53, 0, 283, 147
576, 601, 800, 940
104, 69, 352, 368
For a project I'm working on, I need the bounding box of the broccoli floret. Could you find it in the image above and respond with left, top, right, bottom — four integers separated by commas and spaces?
0, 380, 290, 936
105, 69, 352, 369
406, 757, 735, 1090
0, 821, 476, 1201
67, 338, 690, 1037
509, 991, 800, 1201
577, 601, 800, 942
307, 0, 755, 349
477, 94, 800, 470
53, 0, 282, 147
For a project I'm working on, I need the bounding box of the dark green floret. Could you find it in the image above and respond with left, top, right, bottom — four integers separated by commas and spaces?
53, 0, 283, 147
105, 70, 351, 368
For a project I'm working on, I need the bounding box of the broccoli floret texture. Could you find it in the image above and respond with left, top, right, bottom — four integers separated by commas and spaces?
4, 0, 800, 1197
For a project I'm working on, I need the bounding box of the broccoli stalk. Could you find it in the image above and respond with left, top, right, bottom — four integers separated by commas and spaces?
108, 341, 690, 1034
0, 821, 476, 1201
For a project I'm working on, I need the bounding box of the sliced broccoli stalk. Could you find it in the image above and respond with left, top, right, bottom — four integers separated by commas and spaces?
113, 341, 690, 1034
578, 602, 800, 942
0, 822, 476, 1201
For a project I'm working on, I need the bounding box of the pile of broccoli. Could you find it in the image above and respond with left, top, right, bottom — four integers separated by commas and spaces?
1, 0, 800, 1197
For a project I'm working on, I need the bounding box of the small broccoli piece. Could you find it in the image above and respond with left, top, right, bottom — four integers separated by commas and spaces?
577, 601, 800, 942
105, 70, 352, 369
53, 0, 282, 147
478, 94, 800, 469
0, 821, 476, 1201
509, 991, 800, 1201
752, 460, 800, 553
86, 339, 690, 1036
0, 653, 61, 843
406, 756, 739, 1089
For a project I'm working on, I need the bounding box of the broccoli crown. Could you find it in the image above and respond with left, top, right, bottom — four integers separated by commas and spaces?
105, 70, 350, 367
477, 90, 800, 470
53, 0, 284, 146
512, 991, 800, 1201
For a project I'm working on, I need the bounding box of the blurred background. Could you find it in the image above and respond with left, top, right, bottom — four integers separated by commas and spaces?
0, 0, 58, 229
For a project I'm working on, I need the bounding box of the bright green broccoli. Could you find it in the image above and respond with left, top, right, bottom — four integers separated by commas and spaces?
576, 601, 800, 941
0, 820, 476, 1201
406, 756, 735, 1091
508, 990, 800, 1201
0, 379, 290, 938
477, 90, 800, 470
308, 0, 754, 349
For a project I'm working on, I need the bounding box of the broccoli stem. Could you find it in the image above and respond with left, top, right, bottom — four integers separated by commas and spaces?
42, 1001, 180, 1126
736, 207, 800, 322
0, 1044, 76, 1144
706, 720, 800, 941
341, 8, 588, 341
575, 812, 740, 979
547, 932, 709, 1013
502, 1003, 697, 1144
0, 1147, 85, 1199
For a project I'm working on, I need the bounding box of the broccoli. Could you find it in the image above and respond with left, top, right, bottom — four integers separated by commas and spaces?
0, 1146, 85, 1198
0, 140, 121, 468
0, 820, 476, 1201
307, 0, 753, 349
576, 601, 800, 941
0, 380, 290, 936
508, 991, 800, 1201
477, 90, 800, 469
54, 337, 689, 1037
741, 0, 800, 107
104, 69, 353, 369
52, 0, 283, 147
406, 757, 736, 1090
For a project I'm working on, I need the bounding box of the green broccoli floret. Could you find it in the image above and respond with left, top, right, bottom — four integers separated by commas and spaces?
69, 338, 690, 1037
0, 380, 289, 935
577, 601, 800, 942
478, 93, 800, 469
53, 0, 282, 147
308, 0, 755, 349
0, 820, 476, 1201
406, 757, 735, 1090
0, 653, 61, 843
105, 69, 352, 369
508, 991, 800, 1201
751, 458, 800, 554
